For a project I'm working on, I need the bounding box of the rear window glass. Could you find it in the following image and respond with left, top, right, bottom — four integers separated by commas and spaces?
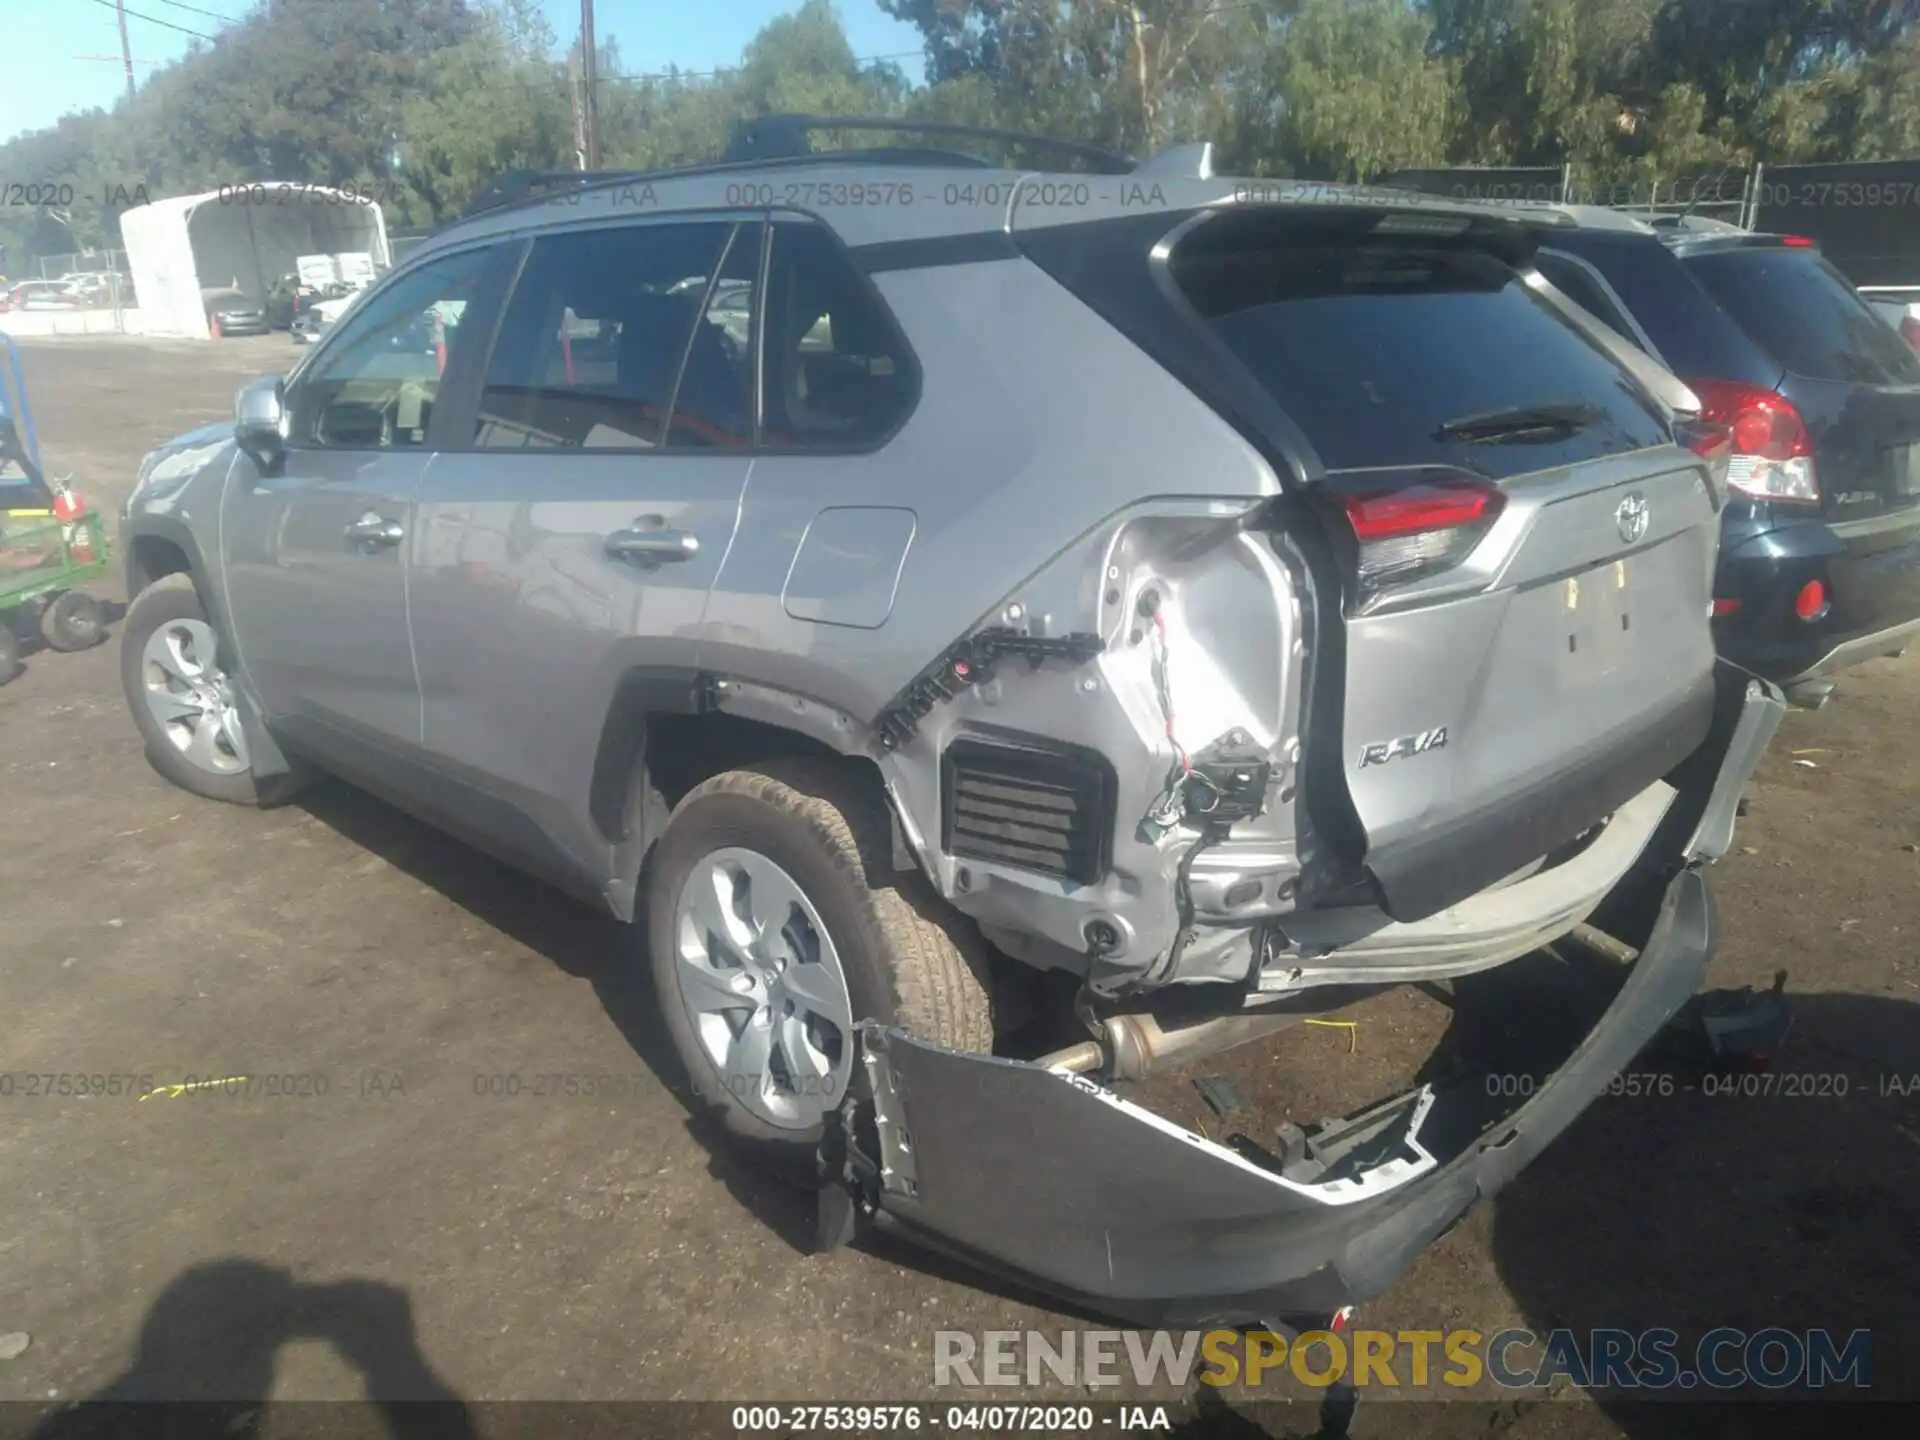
1542, 230, 1771, 385
1684, 247, 1920, 386
1173, 239, 1670, 478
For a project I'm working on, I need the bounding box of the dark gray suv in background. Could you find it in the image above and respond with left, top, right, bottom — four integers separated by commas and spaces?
118, 119, 1780, 1331
1515, 209, 1920, 706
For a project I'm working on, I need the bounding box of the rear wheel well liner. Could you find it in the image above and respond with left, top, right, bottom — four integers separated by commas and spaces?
589, 670, 902, 891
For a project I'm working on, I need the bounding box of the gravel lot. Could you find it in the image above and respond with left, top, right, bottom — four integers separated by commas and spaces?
2, 336, 1916, 1437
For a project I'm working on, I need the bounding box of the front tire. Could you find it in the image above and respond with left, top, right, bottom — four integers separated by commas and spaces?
120, 574, 291, 805
646, 759, 994, 1159
0, 626, 19, 685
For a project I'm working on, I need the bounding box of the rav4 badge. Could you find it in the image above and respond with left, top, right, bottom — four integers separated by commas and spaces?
1358, 728, 1449, 768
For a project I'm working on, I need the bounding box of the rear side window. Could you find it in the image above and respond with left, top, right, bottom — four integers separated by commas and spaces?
1173, 237, 1670, 478
761, 224, 917, 448
1684, 247, 1920, 385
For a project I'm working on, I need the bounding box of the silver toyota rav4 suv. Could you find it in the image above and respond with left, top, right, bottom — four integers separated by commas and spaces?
120, 119, 1782, 1331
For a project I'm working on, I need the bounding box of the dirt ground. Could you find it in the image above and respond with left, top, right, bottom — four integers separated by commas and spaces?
1, 336, 1917, 1438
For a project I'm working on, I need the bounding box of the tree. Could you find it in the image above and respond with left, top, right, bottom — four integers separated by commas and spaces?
398, 1, 573, 222
1264, 0, 1455, 180
884, 1, 1277, 156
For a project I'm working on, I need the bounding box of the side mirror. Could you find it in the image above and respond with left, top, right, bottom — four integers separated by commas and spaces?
235, 376, 287, 473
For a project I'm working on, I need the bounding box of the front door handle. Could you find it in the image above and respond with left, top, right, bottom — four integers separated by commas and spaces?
604, 527, 699, 565
345, 511, 405, 549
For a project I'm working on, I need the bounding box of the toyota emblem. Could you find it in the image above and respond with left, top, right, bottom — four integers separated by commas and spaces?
1615, 492, 1649, 545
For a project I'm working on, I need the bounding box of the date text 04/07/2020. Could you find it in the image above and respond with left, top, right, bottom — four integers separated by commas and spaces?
728, 1405, 1172, 1433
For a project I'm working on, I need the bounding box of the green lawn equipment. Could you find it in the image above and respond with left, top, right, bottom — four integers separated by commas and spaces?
2, 330, 112, 683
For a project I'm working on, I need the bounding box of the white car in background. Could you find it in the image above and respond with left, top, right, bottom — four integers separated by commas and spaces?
290, 281, 369, 345
1863, 288, 1920, 352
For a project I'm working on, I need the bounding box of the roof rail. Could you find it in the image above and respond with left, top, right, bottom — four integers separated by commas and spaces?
451, 119, 1130, 226
459, 168, 650, 219
723, 115, 1135, 174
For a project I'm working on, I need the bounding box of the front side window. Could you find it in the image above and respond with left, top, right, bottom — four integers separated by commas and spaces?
288, 247, 493, 449
473, 221, 755, 450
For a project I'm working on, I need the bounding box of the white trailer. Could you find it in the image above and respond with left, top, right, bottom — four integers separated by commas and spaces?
120, 184, 391, 339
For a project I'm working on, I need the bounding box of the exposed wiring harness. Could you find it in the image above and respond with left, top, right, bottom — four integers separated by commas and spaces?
1144, 609, 1200, 831
1133, 599, 1233, 987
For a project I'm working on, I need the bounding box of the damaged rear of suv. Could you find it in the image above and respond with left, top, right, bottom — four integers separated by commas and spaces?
789, 162, 1785, 1328
120, 119, 1783, 1333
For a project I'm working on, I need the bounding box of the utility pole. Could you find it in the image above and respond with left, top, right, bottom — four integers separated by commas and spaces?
568, 47, 588, 171
579, 0, 602, 171
114, 0, 137, 103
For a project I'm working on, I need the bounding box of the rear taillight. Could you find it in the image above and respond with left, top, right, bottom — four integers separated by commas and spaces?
1683, 379, 1820, 505
1900, 316, 1920, 354
1673, 415, 1733, 504
1780, 235, 1818, 249
1339, 475, 1505, 595
1795, 579, 1830, 622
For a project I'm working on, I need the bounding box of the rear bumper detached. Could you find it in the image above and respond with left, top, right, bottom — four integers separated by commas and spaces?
821, 668, 1784, 1327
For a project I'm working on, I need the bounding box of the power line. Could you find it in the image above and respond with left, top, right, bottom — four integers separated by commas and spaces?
599, 50, 924, 85
145, 0, 244, 20
80, 0, 217, 42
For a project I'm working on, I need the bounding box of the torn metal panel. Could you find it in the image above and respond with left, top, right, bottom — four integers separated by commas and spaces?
872, 497, 1310, 994
854, 861, 1717, 1328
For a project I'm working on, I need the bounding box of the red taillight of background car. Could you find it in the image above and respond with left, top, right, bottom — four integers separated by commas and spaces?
1779, 235, 1818, 249
1682, 379, 1821, 505
1901, 316, 1920, 354
1339, 475, 1506, 595
1794, 579, 1830, 622
1673, 415, 1734, 503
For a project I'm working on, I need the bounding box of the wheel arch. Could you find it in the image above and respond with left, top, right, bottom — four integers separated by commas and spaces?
594, 669, 917, 921
122, 521, 299, 782
125, 522, 203, 605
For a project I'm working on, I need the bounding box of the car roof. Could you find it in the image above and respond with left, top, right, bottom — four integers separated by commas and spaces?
422, 163, 1577, 262
414, 118, 1578, 263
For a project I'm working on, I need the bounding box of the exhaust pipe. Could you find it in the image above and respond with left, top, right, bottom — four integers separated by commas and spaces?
1036, 1005, 1314, 1082
1038, 917, 1647, 1082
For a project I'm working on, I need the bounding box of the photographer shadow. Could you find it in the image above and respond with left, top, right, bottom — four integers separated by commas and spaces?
1490, 988, 1920, 1435
27, 1258, 473, 1439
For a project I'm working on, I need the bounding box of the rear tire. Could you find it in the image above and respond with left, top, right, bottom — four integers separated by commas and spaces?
645, 759, 994, 1164
41, 590, 106, 652
120, 574, 305, 806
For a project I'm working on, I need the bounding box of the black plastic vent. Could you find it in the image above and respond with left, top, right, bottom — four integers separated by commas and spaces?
940, 735, 1116, 886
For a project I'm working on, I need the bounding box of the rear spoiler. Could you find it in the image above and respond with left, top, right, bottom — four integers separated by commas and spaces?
1523, 269, 1703, 417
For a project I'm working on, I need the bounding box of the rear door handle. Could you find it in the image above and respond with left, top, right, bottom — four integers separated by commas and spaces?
604, 527, 699, 564
345, 511, 405, 549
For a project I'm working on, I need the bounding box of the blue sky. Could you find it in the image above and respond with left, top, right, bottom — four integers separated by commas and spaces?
2, 1, 927, 145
